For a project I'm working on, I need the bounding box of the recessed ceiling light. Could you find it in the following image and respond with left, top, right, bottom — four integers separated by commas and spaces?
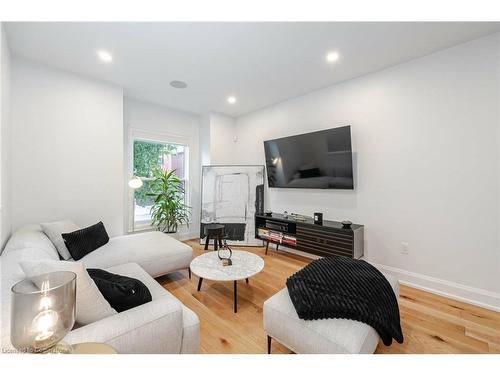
326, 51, 339, 63
97, 50, 113, 63
227, 96, 237, 104
170, 80, 188, 89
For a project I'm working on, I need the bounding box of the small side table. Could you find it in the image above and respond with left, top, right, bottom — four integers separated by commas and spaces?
203, 224, 226, 251
72, 342, 118, 354
190, 250, 264, 313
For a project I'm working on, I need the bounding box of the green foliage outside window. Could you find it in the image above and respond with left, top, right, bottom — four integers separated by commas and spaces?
133, 140, 178, 207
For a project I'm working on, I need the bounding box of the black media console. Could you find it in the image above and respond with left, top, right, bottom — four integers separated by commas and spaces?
255, 212, 364, 259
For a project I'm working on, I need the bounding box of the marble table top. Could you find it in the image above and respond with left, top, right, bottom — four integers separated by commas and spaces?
190, 250, 264, 281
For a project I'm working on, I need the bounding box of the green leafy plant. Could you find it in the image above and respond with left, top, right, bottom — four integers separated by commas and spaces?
147, 168, 190, 233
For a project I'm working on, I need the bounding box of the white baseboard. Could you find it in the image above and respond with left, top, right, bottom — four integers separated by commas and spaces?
371, 262, 500, 312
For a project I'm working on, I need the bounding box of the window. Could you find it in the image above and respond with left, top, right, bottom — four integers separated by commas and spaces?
132, 138, 188, 228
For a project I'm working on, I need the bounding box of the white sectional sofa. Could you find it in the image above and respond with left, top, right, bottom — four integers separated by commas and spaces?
0, 225, 199, 354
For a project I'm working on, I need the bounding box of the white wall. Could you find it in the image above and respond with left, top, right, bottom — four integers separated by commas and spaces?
208, 113, 236, 164
199, 112, 237, 166
124, 97, 201, 239
10, 58, 124, 236
235, 33, 500, 309
200, 113, 211, 166
0, 23, 11, 249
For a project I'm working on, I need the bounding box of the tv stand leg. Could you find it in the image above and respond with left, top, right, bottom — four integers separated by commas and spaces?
265, 241, 269, 255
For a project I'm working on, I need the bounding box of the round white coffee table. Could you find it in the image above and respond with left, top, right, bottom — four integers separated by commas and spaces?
190, 250, 264, 313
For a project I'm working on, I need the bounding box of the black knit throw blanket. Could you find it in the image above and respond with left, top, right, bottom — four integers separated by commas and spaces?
286, 257, 404, 346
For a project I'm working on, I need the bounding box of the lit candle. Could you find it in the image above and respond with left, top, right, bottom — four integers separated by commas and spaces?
31, 280, 59, 345
32, 309, 58, 342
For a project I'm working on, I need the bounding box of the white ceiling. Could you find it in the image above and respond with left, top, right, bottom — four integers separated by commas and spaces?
5, 22, 500, 117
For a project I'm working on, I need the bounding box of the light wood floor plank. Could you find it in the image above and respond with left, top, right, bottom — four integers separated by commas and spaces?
157, 240, 500, 354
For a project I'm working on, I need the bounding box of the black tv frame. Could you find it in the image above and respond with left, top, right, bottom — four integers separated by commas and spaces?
263, 125, 354, 190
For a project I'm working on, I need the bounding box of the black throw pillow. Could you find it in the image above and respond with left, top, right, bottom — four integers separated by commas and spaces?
62, 221, 109, 260
87, 269, 152, 312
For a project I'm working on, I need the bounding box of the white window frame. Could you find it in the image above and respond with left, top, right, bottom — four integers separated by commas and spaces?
128, 128, 191, 233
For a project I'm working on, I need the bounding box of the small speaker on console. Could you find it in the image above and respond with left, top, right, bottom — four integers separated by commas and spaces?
314, 212, 323, 225
342, 220, 352, 228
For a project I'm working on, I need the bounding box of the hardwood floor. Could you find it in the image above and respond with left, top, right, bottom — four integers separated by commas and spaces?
158, 239, 500, 354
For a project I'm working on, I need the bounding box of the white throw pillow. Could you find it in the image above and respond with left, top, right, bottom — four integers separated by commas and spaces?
20, 260, 117, 325
41, 220, 80, 260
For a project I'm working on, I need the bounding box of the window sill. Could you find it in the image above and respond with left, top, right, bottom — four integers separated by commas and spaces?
128, 222, 194, 234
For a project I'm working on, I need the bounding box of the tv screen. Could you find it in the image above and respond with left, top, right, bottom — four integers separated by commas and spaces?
263, 125, 353, 189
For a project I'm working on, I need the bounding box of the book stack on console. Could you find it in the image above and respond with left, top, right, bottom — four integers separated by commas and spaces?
258, 228, 283, 243
258, 228, 270, 238
268, 230, 283, 243
282, 235, 297, 247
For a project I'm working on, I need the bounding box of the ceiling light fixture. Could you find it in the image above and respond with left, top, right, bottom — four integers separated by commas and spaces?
170, 80, 188, 89
326, 51, 339, 63
227, 96, 237, 104
97, 50, 113, 63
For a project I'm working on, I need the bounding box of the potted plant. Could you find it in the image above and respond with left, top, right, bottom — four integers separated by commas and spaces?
147, 168, 190, 236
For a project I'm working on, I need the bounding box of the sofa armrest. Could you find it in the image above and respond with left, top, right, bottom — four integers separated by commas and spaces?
65, 296, 184, 354
180, 306, 200, 354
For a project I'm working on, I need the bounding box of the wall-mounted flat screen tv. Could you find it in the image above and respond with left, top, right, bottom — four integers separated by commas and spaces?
263, 125, 354, 189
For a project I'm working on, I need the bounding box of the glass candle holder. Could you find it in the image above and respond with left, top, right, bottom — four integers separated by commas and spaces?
10, 271, 76, 353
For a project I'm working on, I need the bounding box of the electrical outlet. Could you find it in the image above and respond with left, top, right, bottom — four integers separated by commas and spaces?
401, 242, 409, 255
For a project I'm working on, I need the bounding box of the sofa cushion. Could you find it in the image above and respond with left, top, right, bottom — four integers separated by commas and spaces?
87, 268, 152, 313
104, 262, 169, 300
2, 225, 59, 259
62, 221, 109, 261
263, 274, 400, 354
1, 247, 58, 283
41, 220, 80, 260
82, 231, 193, 277
20, 260, 117, 325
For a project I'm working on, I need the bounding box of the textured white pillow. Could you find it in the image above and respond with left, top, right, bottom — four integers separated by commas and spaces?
41, 220, 80, 260
20, 260, 117, 325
